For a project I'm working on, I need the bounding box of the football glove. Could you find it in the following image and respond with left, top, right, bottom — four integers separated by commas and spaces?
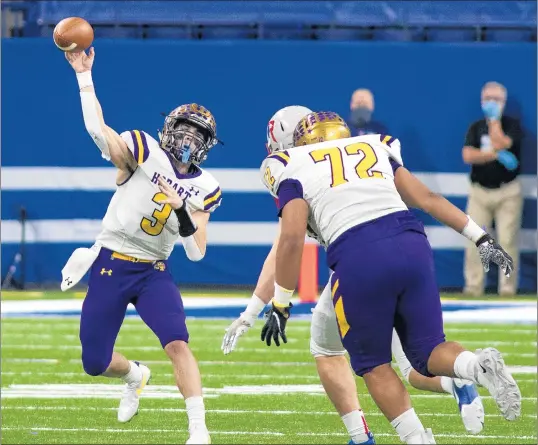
221, 313, 257, 355
261, 302, 292, 347
476, 233, 514, 276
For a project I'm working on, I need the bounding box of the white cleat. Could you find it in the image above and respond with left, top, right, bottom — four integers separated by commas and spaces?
406, 428, 436, 444
451, 378, 485, 434
186, 428, 211, 444
475, 347, 521, 421
117, 362, 151, 423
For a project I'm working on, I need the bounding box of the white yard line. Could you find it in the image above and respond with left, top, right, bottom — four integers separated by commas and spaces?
2, 405, 536, 419
2, 322, 535, 333
3, 344, 537, 358
3, 358, 536, 374
1, 383, 536, 401
0, 371, 322, 380
1, 426, 535, 441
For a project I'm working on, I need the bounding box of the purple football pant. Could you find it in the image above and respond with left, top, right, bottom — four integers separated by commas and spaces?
79, 248, 188, 376
326, 211, 446, 377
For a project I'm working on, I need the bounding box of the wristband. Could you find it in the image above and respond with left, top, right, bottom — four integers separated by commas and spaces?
242, 294, 267, 318
76, 71, 93, 90
273, 282, 294, 307
462, 215, 486, 244
174, 200, 197, 237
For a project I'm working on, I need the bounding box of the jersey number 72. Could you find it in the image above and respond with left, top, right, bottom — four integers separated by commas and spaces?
309, 142, 383, 188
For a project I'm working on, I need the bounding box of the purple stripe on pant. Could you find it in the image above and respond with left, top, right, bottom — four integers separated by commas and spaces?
327, 211, 446, 377
79, 248, 188, 376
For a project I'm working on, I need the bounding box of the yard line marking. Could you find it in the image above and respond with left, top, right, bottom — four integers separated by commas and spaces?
3, 344, 537, 358
2, 333, 300, 344
3, 406, 536, 419
0, 427, 284, 436
1, 358, 59, 364
3, 359, 536, 374
1, 427, 535, 441
0, 371, 322, 380
3, 322, 535, 333
3, 335, 533, 348
1, 384, 537, 401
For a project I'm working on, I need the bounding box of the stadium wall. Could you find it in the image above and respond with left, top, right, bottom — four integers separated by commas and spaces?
2, 39, 536, 291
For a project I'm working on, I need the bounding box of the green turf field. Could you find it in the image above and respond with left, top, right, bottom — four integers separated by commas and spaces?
1, 316, 536, 444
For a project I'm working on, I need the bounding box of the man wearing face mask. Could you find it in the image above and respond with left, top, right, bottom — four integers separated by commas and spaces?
348, 89, 389, 136
462, 81, 523, 296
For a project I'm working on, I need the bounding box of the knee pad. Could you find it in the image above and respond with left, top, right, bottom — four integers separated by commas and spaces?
310, 307, 346, 358
81, 352, 111, 376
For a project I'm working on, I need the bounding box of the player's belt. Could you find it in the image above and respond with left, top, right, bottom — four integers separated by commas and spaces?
111, 252, 154, 263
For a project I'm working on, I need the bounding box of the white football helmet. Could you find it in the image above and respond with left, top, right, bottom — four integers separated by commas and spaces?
266, 105, 313, 153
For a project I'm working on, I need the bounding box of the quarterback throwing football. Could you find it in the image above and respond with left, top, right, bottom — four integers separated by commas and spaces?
61, 48, 221, 444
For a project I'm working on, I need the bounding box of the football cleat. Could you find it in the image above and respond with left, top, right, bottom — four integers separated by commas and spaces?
406, 428, 436, 444
475, 347, 521, 421
186, 428, 211, 444
117, 362, 151, 423
349, 431, 376, 444
451, 378, 484, 434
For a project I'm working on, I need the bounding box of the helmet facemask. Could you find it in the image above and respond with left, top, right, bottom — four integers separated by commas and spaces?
160, 118, 212, 165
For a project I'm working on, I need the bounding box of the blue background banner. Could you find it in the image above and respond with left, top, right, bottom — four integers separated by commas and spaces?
2, 39, 536, 291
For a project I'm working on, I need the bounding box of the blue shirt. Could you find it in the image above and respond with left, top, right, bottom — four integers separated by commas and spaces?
349, 120, 389, 136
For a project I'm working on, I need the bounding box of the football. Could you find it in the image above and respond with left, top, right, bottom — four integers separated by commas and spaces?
53, 17, 94, 53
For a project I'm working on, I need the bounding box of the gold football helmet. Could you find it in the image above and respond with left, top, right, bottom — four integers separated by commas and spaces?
293, 111, 351, 146
160, 103, 219, 165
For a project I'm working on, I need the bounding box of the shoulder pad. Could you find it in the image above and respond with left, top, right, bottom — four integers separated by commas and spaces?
378, 134, 404, 166
120, 130, 157, 165
188, 169, 222, 213
260, 150, 290, 198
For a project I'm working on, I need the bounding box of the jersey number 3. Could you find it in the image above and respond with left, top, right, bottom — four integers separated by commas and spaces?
140, 192, 173, 236
309, 142, 383, 188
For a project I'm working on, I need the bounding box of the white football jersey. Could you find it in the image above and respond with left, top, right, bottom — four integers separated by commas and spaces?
260, 134, 408, 246
96, 130, 222, 260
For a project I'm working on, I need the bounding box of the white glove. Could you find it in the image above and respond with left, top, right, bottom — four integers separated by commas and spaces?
221, 313, 257, 355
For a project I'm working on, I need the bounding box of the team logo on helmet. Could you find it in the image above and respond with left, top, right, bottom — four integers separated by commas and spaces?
293, 111, 351, 146
160, 103, 219, 165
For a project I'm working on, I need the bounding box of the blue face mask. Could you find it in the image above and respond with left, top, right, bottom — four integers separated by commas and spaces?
482, 100, 501, 120
350, 107, 372, 127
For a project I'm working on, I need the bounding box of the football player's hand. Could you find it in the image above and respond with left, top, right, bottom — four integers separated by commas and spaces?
476, 233, 514, 276
221, 313, 257, 355
65, 47, 95, 73
157, 176, 184, 210
261, 302, 292, 347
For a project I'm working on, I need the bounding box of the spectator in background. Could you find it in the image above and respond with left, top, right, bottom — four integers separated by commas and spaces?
462, 81, 523, 296
348, 88, 388, 136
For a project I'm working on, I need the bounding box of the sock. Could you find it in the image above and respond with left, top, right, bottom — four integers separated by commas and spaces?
342, 410, 369, 443
453, 351, 479, 383
185, 396, 207, 433
121, 361, 142, 385
390, 408, 424, 443
440, 376, 454, 395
